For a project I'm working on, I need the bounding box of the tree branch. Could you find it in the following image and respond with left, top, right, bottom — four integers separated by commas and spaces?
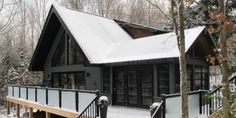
145, 0, 172, 21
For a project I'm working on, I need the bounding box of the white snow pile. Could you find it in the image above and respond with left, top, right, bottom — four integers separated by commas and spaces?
198, 114, 208, 118
98, 96, 109, 103
150, 102, 160, 110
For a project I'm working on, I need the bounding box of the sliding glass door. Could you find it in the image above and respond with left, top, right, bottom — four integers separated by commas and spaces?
113, 65, 153, 107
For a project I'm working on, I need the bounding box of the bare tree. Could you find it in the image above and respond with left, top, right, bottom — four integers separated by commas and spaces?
0, 0, 19, 34
170, 0, 189, 118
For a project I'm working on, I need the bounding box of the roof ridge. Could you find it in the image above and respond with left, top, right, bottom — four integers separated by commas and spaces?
52, 4, 169, 32
53, 4, 115, 21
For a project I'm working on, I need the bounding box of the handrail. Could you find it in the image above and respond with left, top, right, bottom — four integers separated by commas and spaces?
163, 90, 202, 98
8, 84, 98, 94
77, 96, 99, 118
200, 73, 236, 115
151, 101, 164, 118
210, 72, 236, 94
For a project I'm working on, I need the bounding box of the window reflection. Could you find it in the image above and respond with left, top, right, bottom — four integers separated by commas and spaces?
51, 72, 85, 90
52, 33, 84, 67
52, 32, 65, 67
175, 65, 209, 93
68, 36, 84, 65
158, 64, 169, 95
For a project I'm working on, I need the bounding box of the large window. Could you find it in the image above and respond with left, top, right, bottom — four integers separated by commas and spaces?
194, 66, 209, 90
175, 65, 194, 92
52, 74, 60, 88
68, 36, 84, 65
52, 32, 66, 67
157, 64, 169, 95
51, 72, 85, 90
52, 33, 84, 67
175, 64, 209, 93
102, 68, 110, 94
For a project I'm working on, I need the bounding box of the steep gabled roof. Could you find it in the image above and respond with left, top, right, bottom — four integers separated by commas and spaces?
29, 4, 212, 71
53, 4, 133, 63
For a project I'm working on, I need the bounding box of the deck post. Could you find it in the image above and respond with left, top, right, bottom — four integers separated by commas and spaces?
98, 96, 109, 118
16, 104, 20, 118
162, 94, 166, 118
7, 101, 10, 115
46, 112, 51, 118
199, 90, 202, 114
29, 108, 33, 118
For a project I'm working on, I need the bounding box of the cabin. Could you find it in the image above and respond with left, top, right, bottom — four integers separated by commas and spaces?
7, 4, 232, 118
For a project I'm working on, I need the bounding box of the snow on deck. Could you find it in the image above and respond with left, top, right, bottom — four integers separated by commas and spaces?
106, 106, 150, 118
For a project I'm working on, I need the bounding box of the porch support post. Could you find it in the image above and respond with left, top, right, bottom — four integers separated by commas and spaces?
46, 112, 51, 118
98, 96, 109, 118
169, 63, 175, 93
7, 101, 10, 115
16, 104, 20, 118
153, 64, 158, 97
109, 67, 113, 104
29, 108, 33, 118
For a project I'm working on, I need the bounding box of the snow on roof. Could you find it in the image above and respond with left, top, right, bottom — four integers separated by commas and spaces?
54, 4, 205, 64
100, 26, 205, 63
54, 4, 133, 63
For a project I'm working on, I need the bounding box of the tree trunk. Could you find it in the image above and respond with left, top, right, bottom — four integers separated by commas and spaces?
219, 0, 231, 117
177, 0, 189, 118
170, 0, 189, 117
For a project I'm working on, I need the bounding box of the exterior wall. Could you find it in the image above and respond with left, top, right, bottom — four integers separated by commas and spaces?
43, 26, 102, 91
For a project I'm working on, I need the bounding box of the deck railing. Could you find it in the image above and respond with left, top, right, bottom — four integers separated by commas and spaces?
161, 90, 203, 118
154, 73, 236, 118
77, 96, 99, 118
7, 85, 99, 115
201, 73, 236, 115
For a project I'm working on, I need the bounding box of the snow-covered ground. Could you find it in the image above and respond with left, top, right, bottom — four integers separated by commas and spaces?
0, 107, 16, 118
0, 105, 209, 118
0, 106, 28, 118
107, 105, 150, 118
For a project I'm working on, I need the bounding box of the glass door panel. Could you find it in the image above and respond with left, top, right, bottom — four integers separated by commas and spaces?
127, 71, 138, 105
61, 74, 68, 89
140, 70, 153, 106
68, 74, 75, 89
158, 64, 169, 95
76, 73, 85, 90
113, 66, 153, 107
52, 74, 60, 88
114, 69, 125, 105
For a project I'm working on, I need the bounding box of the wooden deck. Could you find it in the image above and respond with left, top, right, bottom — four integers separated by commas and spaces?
6, 96, 79, 118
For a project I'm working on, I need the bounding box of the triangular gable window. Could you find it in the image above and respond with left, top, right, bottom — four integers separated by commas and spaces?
68, 35, 84, 65
52, 32, 84, 67
52, 32, 66, 67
